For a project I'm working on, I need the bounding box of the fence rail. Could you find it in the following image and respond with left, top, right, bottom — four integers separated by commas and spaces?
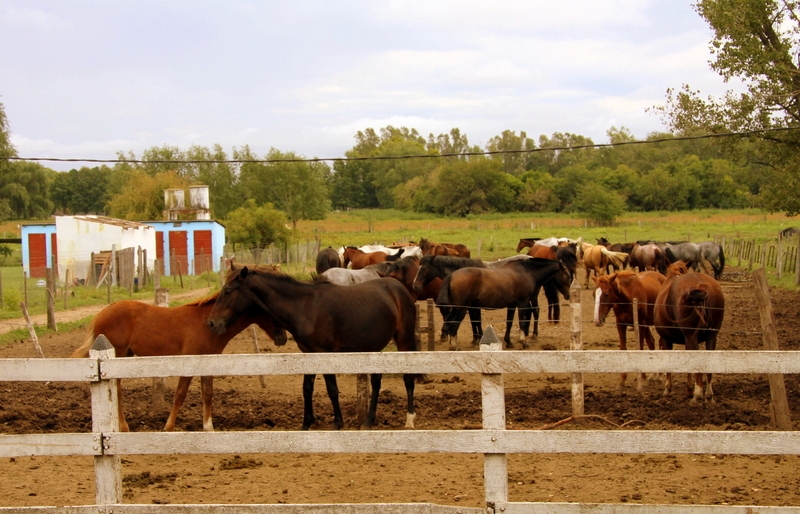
2, 331, 800, 513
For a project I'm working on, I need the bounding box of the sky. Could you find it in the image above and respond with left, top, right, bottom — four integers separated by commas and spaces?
1, 1, 741, 172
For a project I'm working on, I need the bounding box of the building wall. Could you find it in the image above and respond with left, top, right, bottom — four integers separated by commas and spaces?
20, 223, 57, 278
144, 220, 225, 276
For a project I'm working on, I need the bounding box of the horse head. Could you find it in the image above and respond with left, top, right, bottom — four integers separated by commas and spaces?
208, 266, 256, 335
592, 273, 619, 326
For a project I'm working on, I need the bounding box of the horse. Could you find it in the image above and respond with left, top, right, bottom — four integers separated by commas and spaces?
357, 244, 422, 259
383, 255, 442, 302
342, 246, 404, 269
419, 238, 470, 258
697, 241, 725, 280
628, 243, 667, 274
317, 262, 391, 286
780, 227, 800, 239
592, 270, 665, 392
577, 242, 629, 288
70, 292, 288, 432
596, 237, 634, 271
516, 236, 578, 253
663, 242, 703, 271
436, 258, 572, 350
315, 246, 343, 274
207, 266, 419, 430
654, 261, 725, 403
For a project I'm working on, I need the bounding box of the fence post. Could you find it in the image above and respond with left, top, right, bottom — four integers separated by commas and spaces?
796, 239, 800, 286
427, 298, 435, 351
748, 240, 755, 271
777, 235, 784, 279
46, 265, 56, 331
752, 268, 793, 430
479, 325, 507, 509
151, 287, 170, 414
570, 277, 584, 416
89, 334, 123, 505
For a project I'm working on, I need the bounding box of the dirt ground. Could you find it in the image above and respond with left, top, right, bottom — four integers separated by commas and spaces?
1, 266, 800, 509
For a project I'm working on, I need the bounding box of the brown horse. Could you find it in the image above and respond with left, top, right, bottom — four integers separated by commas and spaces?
383, 255, 442, 302
315, 246, 342, 274
70, 293, 288, 432
341, 246, 389, 269
593, 270, 665, 391
577, 242, 628, 288
654, 261, 725, 402
419, 238, 470, 258
435, 258, 572, 350
628, 243, 667, 273
207, 267, 419, 430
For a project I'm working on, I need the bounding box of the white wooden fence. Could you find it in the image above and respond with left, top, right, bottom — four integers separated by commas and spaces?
2, 329, 800, 513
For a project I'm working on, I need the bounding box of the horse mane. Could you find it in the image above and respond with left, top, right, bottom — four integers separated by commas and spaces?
555, 248, 578, 274
183, 291, 222, 307
389, 255, 420, 271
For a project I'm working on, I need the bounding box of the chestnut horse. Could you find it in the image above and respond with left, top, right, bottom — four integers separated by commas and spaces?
70, 293, 288, 432
593, 270, 665, 391
577, 242, 629, 289
342, 246, 405, 269
207, 267, 419, 430
419, 237, 470, 258
654, 261, 725, 402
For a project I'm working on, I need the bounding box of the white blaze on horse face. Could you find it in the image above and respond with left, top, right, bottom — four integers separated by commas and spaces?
593, 287, 603, 326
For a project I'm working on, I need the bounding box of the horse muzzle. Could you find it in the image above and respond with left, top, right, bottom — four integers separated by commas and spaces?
207, 319, 227, 335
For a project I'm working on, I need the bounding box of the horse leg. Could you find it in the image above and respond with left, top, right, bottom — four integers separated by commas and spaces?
468, 308, 482, 347
446, 308, 467, 351
504, 307, 515, 349
165, 376, 194, 432
684, 335, 705, 404
322, 373, 344, 430
438, 306, 450, 342
302, 374, 317, 430
200, 376, 214, 432
641, 327, 657, 385
363, 373, 382, 429
659, 338, 673, 397
116, 379, 130, 432
403, 373, 417, 428
521, 299, 537, 349
704, 334, 718, 402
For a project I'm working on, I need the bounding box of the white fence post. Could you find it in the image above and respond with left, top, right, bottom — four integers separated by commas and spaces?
480, 325, 507, 509
89, 334, 122, 506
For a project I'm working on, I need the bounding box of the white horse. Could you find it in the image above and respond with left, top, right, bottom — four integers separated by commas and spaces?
319, 262, 390, 285
339, 244, 422, 260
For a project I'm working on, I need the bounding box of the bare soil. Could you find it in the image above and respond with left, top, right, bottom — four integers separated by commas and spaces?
1, 267, 800, 509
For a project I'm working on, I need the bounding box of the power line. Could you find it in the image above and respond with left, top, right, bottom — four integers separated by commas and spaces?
2, 127, 797, 166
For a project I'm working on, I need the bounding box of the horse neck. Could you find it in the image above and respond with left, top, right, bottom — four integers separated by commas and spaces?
246, 274, 312, 324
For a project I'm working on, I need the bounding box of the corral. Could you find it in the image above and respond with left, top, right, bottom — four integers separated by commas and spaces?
1, 264, 800, 511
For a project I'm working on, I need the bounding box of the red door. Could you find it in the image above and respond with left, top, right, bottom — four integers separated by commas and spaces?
168, 231, 188, 277
28, 233, 47, 278
193, 230, 213, 274
155, 231, 165, 275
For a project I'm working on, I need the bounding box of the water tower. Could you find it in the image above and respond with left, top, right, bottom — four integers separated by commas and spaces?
163, 186, 210, 220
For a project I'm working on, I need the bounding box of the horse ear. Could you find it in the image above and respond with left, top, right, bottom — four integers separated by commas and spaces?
239, 266, 250, 280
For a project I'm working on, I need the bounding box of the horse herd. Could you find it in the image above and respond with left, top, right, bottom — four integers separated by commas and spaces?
70, 235, 726, 433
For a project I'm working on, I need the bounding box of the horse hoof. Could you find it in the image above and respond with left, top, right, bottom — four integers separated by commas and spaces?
505, 341, 514, 349
521, 342, 531, 350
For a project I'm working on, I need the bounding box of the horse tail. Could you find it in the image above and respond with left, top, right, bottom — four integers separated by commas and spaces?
600, 247, 627, 269
70, 318, 98, 358
436, 274, 454, 307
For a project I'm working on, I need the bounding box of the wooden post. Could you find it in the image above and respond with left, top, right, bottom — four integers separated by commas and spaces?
137, 246, 144, 291
89, 335, 123, 506
177, 260, 184, 289
0, 268, 4, 310
748, 240, 755, 271
752, 268, 792, 430
20, 302, 45, 358
88, 252, 96, 287
570, 277, 584, 417
777, 236, 784, 279
251, 325, 267, 388
150, 287, 170, 414
796, 240, 800, 286
23, 269, 28, 307
427, 298, 435, 351
63, 268, 69, 309
45, 266, 56, 331
189, 259, 194, 290
480, 326, 507, 509
220, 256, 226, 287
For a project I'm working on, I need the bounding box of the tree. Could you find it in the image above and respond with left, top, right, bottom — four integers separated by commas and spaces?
485, 130, 536, 175
224, 199, 290, 249
572, 182, 627, 226
238, 148, 331, 230
429, 160, 519, 216
106, 169, 189, 220
653, 0, 800, 214
0, 161, 54, 219
51, 166, 111, 214
186, 144, 244, 219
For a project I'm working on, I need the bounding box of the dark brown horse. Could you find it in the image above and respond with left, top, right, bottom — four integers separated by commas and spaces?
207, 266, 419, 430
419, 237, 470, 258
654, 261, 725, 402
315, 246, 342, 274
435, 258, 572, 350
383, 255, 441, 302
592, 270, 665, 391
70, 293, 288, 432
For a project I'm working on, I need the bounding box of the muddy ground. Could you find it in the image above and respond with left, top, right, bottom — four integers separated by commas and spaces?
1, 266, 800, 509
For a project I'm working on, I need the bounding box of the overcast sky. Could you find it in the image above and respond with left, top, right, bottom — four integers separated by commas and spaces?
1, 1, 740, 172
